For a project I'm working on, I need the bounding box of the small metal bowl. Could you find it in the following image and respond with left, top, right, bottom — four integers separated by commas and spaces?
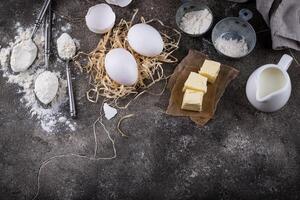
176, 2, 214, 37
212, 9, 256, 59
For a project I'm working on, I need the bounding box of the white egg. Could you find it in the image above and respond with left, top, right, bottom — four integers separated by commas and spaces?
105, 0, 132, 7
85, 4, 116, 34
105, 48, 138, 86
34, 71, 59, 105
128, 23, 164, 57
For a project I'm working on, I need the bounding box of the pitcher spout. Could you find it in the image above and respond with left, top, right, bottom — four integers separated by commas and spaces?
255, 91, 273, 103
256, 82, 288, 103
246, 54, 292, 112
255, 65, 289, 104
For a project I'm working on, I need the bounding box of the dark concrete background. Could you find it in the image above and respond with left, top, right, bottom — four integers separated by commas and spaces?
0, 0, 300, 200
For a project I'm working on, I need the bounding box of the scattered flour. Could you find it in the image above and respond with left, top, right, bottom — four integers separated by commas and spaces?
0, 47, 11, 71
0, 22, 77, 133
214, 37, 249, 58
73, 38, 81, 50
180, 9, 213, 35
61, 23, 72, 32
58, 116, 67, 123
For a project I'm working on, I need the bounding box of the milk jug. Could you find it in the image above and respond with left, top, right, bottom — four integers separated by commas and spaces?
246, 54, 293, 112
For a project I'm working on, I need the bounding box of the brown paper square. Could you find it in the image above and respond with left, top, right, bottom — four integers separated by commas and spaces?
166, 50, 239, 126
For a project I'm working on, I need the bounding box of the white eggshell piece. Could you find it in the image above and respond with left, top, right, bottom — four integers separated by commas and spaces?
85, 4, 116, 34
105, 0, 132, 7
103, 103, 118, 120
10, 39, 37, 72
128, 23, 164, 57
105, 48, 138, 86
34, 71, 59, 105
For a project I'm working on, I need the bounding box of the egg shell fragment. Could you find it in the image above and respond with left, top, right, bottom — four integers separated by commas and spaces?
103, 103, 118, 120
85, 4, 116, 34
128, 23, 164, 57
105, 48, 138, 86
105, 0, 132, 7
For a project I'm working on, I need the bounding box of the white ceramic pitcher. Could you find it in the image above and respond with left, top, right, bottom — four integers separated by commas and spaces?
246, 54, 293, 112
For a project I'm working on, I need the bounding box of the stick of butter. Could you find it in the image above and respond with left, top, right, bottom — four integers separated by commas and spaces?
199, 59, 221, 83
181, 89, 204, 112
183, 72, 207, 93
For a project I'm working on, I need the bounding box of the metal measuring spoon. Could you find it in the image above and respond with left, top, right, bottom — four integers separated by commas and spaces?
34, 3, 57, 108
31, 0, 52, 39
44, 0, 52, 68
57, 33, 77, 118
10, 0, 52, 73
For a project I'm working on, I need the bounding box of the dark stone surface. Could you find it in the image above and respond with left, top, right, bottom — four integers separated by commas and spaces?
0, 0, 300, 200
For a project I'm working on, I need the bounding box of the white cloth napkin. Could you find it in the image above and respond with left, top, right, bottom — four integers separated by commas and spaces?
257, 0, 300, 50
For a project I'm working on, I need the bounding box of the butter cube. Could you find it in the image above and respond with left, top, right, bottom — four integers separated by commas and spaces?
181, 89, 204, 112
183, 72, 207, 93
199, 59, 221, 83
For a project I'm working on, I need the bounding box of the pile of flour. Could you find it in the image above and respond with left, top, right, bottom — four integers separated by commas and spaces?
34, 71, 59, 105
57, 33, 76, 60
10, 38, 38, 72
0, 23, 77, 133
180, 9, 213, 35
214, 37, 249, 58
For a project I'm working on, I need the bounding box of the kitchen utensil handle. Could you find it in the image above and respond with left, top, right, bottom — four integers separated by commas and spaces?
31, 0, 52, 39
66, 60, 76, 118
278, 54, 293, 71
181, 0, 191, 3
44, 2, 52, 68
239, 9, 253, 21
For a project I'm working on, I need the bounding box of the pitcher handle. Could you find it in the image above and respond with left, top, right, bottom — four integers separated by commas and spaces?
239, 9, 253, 21
278, 54, 293, 71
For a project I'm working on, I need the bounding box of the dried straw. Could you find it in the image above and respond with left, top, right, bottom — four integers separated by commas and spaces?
74, 10, 181, 103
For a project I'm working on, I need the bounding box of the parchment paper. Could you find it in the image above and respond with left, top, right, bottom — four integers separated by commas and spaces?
166, 50, 239, 126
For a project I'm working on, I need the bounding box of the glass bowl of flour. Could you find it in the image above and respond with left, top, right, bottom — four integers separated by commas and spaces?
176, 2, 214, 37
211, 9, 256, 58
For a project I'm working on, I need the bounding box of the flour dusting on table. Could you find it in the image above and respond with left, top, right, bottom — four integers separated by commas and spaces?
0, 22, 77, 133
0, 47, 11, 70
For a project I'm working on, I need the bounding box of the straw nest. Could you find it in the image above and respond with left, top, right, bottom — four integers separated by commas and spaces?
74, 10, 181, 104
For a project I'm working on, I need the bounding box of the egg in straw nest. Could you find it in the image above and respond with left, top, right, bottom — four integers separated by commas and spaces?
74, 10, 181, 106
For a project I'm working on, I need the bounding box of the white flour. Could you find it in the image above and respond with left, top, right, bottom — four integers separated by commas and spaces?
10, 39, 38, 72
0, 47, 11, 70
214, 37, 249, 58
0, 23, 77, 133
180, 9, 213, 35
57, 33, 76, 60
34, 71, 59, 105
61, 23, 72, 32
